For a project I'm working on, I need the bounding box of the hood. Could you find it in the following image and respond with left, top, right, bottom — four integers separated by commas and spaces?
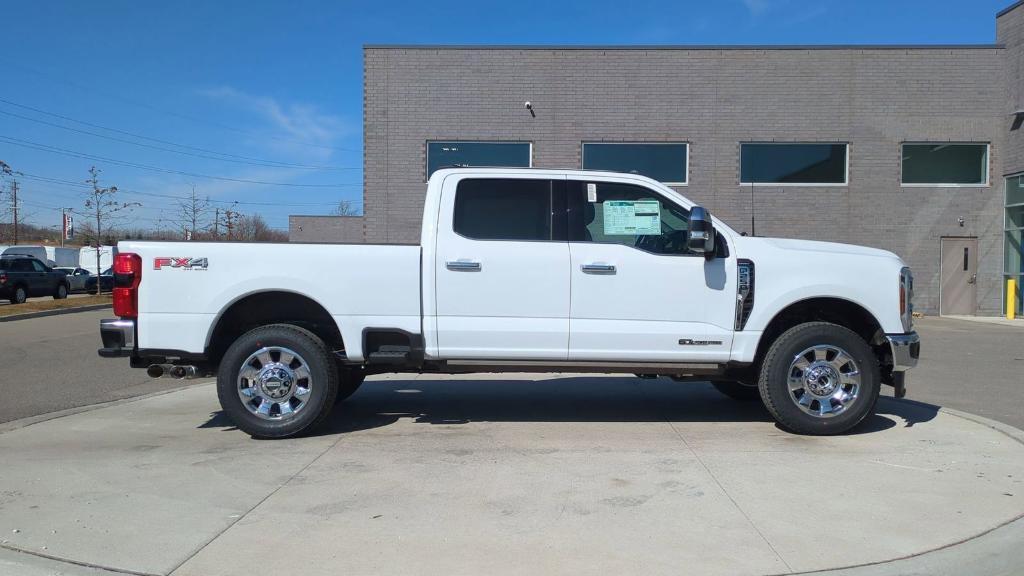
735, 236, 903, 263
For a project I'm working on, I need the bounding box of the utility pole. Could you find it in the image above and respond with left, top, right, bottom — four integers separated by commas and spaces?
213, 207, 220, 239
10, 180, 18, 244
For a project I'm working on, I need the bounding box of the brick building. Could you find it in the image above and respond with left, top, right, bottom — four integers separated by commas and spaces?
290, 1, 1024, 316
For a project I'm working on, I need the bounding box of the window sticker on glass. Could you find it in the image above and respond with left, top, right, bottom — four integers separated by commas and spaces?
603, 200, 661, 235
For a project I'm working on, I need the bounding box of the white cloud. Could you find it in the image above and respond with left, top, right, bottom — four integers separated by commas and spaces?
198, 86, 354, 160
743, 0, 771, 16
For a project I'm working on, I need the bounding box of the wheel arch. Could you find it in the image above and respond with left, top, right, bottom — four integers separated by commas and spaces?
752, 296, 886, 370
205, 290, 344, 366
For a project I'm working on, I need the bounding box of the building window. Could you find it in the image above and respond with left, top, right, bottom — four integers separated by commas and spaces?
581, 143, 689, 185
453, 178, 559, 241
426, 141, 531, 179
901, 143, 989, 186
1006, 175, 1024, 317
740, 143, 848, 185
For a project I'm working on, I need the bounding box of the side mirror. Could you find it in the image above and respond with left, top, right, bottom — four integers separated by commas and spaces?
687, 206, 716, 256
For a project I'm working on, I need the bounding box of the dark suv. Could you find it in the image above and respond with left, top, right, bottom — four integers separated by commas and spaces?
0, 254, 71, 304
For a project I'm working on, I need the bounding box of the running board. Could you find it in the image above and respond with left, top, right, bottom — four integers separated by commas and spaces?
440, 360, 723, 375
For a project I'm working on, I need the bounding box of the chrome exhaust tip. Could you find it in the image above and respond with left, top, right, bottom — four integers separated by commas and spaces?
146, 364, 165, 378
169, 365, 198, 379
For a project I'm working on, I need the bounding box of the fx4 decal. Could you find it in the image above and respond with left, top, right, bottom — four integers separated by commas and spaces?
154, 257, 209, 270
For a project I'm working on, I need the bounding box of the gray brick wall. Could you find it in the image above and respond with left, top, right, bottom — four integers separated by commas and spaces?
363, 41, 1017, 315
289, 215, 366, 243
999, 3, 1024, 176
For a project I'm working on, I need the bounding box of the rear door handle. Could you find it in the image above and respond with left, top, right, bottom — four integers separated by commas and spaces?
581, 263, 616, 274
446, 260, 481, 271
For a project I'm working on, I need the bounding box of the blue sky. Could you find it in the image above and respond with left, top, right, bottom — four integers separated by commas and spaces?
0, 0, 1011, 231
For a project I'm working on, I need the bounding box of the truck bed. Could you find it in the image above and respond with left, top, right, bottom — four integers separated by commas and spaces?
121, 241, 422, 361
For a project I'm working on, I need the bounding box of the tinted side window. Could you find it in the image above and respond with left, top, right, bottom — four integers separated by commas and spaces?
568, 181, 692, 255
10, 259, 32, 272
31, 260, 47, 272
453, 179, 558, 241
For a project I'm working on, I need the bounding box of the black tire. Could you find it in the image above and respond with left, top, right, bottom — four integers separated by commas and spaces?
10, 285, 27, 305
758, 322, 880, 435
54, 283, 68, 300
710, 380, 761, 402
335, 367, 366, 404
217, 324, 338, 439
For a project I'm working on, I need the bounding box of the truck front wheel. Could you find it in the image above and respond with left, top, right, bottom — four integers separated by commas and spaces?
710, 380, 761, 402
217, 324, 339, 439
758, 322, 880, 435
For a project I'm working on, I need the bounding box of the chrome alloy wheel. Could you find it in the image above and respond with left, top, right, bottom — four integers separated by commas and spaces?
237, 346, 312, 420
787, 345, 861, 418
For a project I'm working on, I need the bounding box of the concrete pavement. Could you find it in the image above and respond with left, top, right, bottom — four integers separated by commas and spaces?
0, 375, 1022, 576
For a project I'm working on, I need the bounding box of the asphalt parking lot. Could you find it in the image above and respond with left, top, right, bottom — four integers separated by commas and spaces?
0, 310, 1021, 576
2, 310, 1020, 430
0, 308, 189, 424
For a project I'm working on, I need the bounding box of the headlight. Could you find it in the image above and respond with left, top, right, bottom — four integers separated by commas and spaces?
899, 267, 913, 332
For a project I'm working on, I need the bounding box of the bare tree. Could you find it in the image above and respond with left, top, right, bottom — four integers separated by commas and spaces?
332, 200, 360, 216
234, 213, 288, 242
176, 184, 211, 240
83, 166, 140, 294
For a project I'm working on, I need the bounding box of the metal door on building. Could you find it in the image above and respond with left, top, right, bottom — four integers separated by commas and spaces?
939, 237, 978, 315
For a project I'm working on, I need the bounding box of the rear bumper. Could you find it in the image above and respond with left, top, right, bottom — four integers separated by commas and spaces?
98, 318, 135, 358
885, 331, 920, 372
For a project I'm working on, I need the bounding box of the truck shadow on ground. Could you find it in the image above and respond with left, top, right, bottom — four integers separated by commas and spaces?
200, 376, 939, 438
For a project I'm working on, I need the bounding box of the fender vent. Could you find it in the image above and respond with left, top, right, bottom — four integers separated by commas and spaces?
735, 259, 755, 331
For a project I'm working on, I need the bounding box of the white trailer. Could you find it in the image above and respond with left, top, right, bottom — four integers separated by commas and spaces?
44, 246, 81, 268
2, 245, 49, 263
79, 246, 118, 275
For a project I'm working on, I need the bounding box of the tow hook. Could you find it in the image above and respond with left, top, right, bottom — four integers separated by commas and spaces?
892, 372, 907, 398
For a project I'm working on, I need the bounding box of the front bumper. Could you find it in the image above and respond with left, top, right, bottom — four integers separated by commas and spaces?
885, 331, 920, 371
98, 318, 135, 358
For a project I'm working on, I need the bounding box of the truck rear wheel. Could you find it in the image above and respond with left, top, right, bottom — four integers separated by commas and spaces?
758, 322, 880, 435
217, 324, 338, 439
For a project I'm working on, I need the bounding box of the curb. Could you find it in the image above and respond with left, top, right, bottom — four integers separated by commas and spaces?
0, 303, 111, 323
0, 380, 214, 435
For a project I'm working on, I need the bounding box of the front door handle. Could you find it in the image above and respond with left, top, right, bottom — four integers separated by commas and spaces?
581, 263, 616, 274
968, 274, 977, 285
446, 260, 481, 271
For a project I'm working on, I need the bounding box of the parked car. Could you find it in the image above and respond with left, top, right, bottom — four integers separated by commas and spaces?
54, 266, 92, 292
99, 168, 919, 439
85, 267, 114, 293
0, 254, 71, 304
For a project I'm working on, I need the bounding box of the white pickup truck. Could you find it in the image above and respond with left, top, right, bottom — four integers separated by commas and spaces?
99, 168, 919, 438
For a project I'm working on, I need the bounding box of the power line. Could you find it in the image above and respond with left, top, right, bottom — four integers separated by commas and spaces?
0, 58, 359, 153
18, 172, 344, 207
0, 99, 359, 171
0, 135, 361, 187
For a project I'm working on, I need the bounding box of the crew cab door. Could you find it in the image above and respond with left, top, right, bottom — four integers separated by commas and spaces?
434, 175, 569, 359
566, 178, 735, 362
